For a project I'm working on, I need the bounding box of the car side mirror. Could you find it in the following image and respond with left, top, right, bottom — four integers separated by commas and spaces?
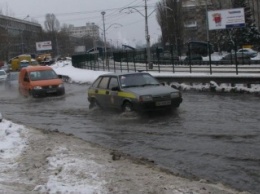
58, 75, 63, 79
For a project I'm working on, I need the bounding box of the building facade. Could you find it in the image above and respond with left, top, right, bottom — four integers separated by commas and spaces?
69, 22, 99, 39
0, 14, 42, 59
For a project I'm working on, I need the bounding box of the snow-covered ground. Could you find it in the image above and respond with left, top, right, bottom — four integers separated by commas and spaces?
0, 115, 250, 194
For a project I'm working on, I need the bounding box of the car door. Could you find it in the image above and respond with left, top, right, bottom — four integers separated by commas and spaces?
107, 76, 121, 109
96, 76, 110, 108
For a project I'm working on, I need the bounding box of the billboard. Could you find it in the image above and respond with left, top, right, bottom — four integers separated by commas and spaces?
36, 41, 52, 51
208, 8, 245, 30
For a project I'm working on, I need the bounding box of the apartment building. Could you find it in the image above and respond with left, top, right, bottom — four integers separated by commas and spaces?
69, 22, 99, 39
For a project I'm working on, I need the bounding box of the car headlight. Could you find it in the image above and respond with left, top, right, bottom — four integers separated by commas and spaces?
58, 83, 64, 88
33, 86, 42, 90
170, 92, 180, 98
139, 95, 153, 102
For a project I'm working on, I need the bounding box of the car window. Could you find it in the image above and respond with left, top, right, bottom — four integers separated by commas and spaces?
239, 49, 248, 52
143, 74, 159, 85
29, 70, 58, 81
0, 70, 6, 76
92, 77, 102, 88
98, 77, 110, 89
120, 73, 159, 88
108, 77, 119, 90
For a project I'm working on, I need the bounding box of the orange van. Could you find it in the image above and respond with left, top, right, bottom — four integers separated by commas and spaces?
19, 66, 65, 97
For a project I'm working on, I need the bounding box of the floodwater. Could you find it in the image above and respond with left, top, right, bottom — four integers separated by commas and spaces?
0, 81, 259, 194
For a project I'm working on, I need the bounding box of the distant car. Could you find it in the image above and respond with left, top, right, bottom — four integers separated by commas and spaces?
160, 51, 179, 61
87, 72, 183, 113
5, 72, 19, 88
18, 66, 65, 97
184, 55, 203, 62
236, 48, 258, 58
221, 53, 251, 64
19, 60, 30, 69
0, 69, 7, 83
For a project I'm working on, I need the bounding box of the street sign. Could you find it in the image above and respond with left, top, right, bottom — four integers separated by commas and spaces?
208, 8, 245, 30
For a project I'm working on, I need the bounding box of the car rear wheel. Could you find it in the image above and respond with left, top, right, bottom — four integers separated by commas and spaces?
122, 101, 133, 112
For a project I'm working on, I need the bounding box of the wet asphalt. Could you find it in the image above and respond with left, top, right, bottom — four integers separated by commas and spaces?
0, 81, 259, 194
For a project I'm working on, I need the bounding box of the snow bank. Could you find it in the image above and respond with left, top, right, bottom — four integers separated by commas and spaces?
34, 146, 107, 194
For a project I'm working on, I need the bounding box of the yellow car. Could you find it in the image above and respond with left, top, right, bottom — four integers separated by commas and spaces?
87, 72, 182, 113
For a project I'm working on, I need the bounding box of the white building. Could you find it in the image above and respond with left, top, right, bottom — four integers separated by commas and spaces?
69, 22, 99, 39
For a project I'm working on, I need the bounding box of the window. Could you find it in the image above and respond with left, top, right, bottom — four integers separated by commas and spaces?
108, 77, 119, 89
92, 77, 102, 88
98, 77, 109, 89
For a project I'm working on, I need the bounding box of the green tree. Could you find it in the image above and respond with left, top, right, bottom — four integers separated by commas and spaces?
231, 0, 260, 48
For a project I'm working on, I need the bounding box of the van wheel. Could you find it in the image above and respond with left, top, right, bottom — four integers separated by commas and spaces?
29, 90, 36, 98
122, 101, 133, 112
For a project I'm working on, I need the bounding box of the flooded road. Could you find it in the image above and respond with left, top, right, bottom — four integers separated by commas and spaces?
0, 82, 259, 193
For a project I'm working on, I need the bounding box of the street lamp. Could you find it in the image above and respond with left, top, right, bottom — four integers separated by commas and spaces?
205, 0, 212, 74
101, 11, 107, 65
120, 0, 153, 69
101, 11, 122, 66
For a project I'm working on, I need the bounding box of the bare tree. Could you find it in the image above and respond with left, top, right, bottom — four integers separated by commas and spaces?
44, 13, 60, 32
156, 0, 183, 55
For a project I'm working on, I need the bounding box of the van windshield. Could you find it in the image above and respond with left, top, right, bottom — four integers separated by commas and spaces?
29, 70, 58, 81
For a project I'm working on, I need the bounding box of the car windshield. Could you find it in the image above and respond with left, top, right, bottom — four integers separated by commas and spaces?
119, 73, 159, 88
0, 71, 6, 76
29, 70, 58, 81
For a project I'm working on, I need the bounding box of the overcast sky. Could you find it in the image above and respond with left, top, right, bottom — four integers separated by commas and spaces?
0, 0, 161, 47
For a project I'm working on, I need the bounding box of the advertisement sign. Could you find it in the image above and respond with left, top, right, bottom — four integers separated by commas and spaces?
36, 41, 52, 51
208, 8, 245, 30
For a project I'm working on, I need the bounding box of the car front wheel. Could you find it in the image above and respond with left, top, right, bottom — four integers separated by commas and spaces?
89, 99, 100, 109
122, 101, 133, 112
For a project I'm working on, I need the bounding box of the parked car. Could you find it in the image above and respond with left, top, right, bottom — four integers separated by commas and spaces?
221, 52, 251, 64
184, 55, 203, 63
236, 48, 258, 58
0, 69, 7, 83
160, 51, 179, 61
87, 72, 182, 113
5, 72, 19, 88
18, 66, 65, 97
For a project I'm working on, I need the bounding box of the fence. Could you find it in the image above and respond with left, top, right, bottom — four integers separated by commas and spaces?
72, 50, 260, 75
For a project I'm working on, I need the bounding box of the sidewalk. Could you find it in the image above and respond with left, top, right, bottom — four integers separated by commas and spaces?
0, 119, 249, 194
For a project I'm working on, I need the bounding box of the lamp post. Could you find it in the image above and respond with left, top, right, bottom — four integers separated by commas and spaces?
120, 0, 153, 69
205, 0, 212, 74
144, 0, 152, 69
101, 12, 122, 66
101, 11, 107, 65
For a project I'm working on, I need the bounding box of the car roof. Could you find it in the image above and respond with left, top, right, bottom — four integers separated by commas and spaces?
23, 65, 52, 72
100, 72, 150, 77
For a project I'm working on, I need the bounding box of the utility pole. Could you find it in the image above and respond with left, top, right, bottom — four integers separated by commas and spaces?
101, 11, 108, 66
205, 0, 212, 74
145, 0, 152, 69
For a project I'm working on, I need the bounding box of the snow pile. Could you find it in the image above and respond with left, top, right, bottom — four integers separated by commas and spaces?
170, 82, 260, 94
0, 119, 28, 182
51, 60, 108, 84
34, 146, 107, 194
0, 119, 28, 160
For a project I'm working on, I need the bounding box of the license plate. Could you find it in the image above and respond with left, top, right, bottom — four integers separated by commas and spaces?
47, 89, 57, 93
156, 101, 171, 106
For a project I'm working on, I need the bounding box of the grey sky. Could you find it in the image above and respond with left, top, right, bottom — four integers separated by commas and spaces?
0, 0, 161, 47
